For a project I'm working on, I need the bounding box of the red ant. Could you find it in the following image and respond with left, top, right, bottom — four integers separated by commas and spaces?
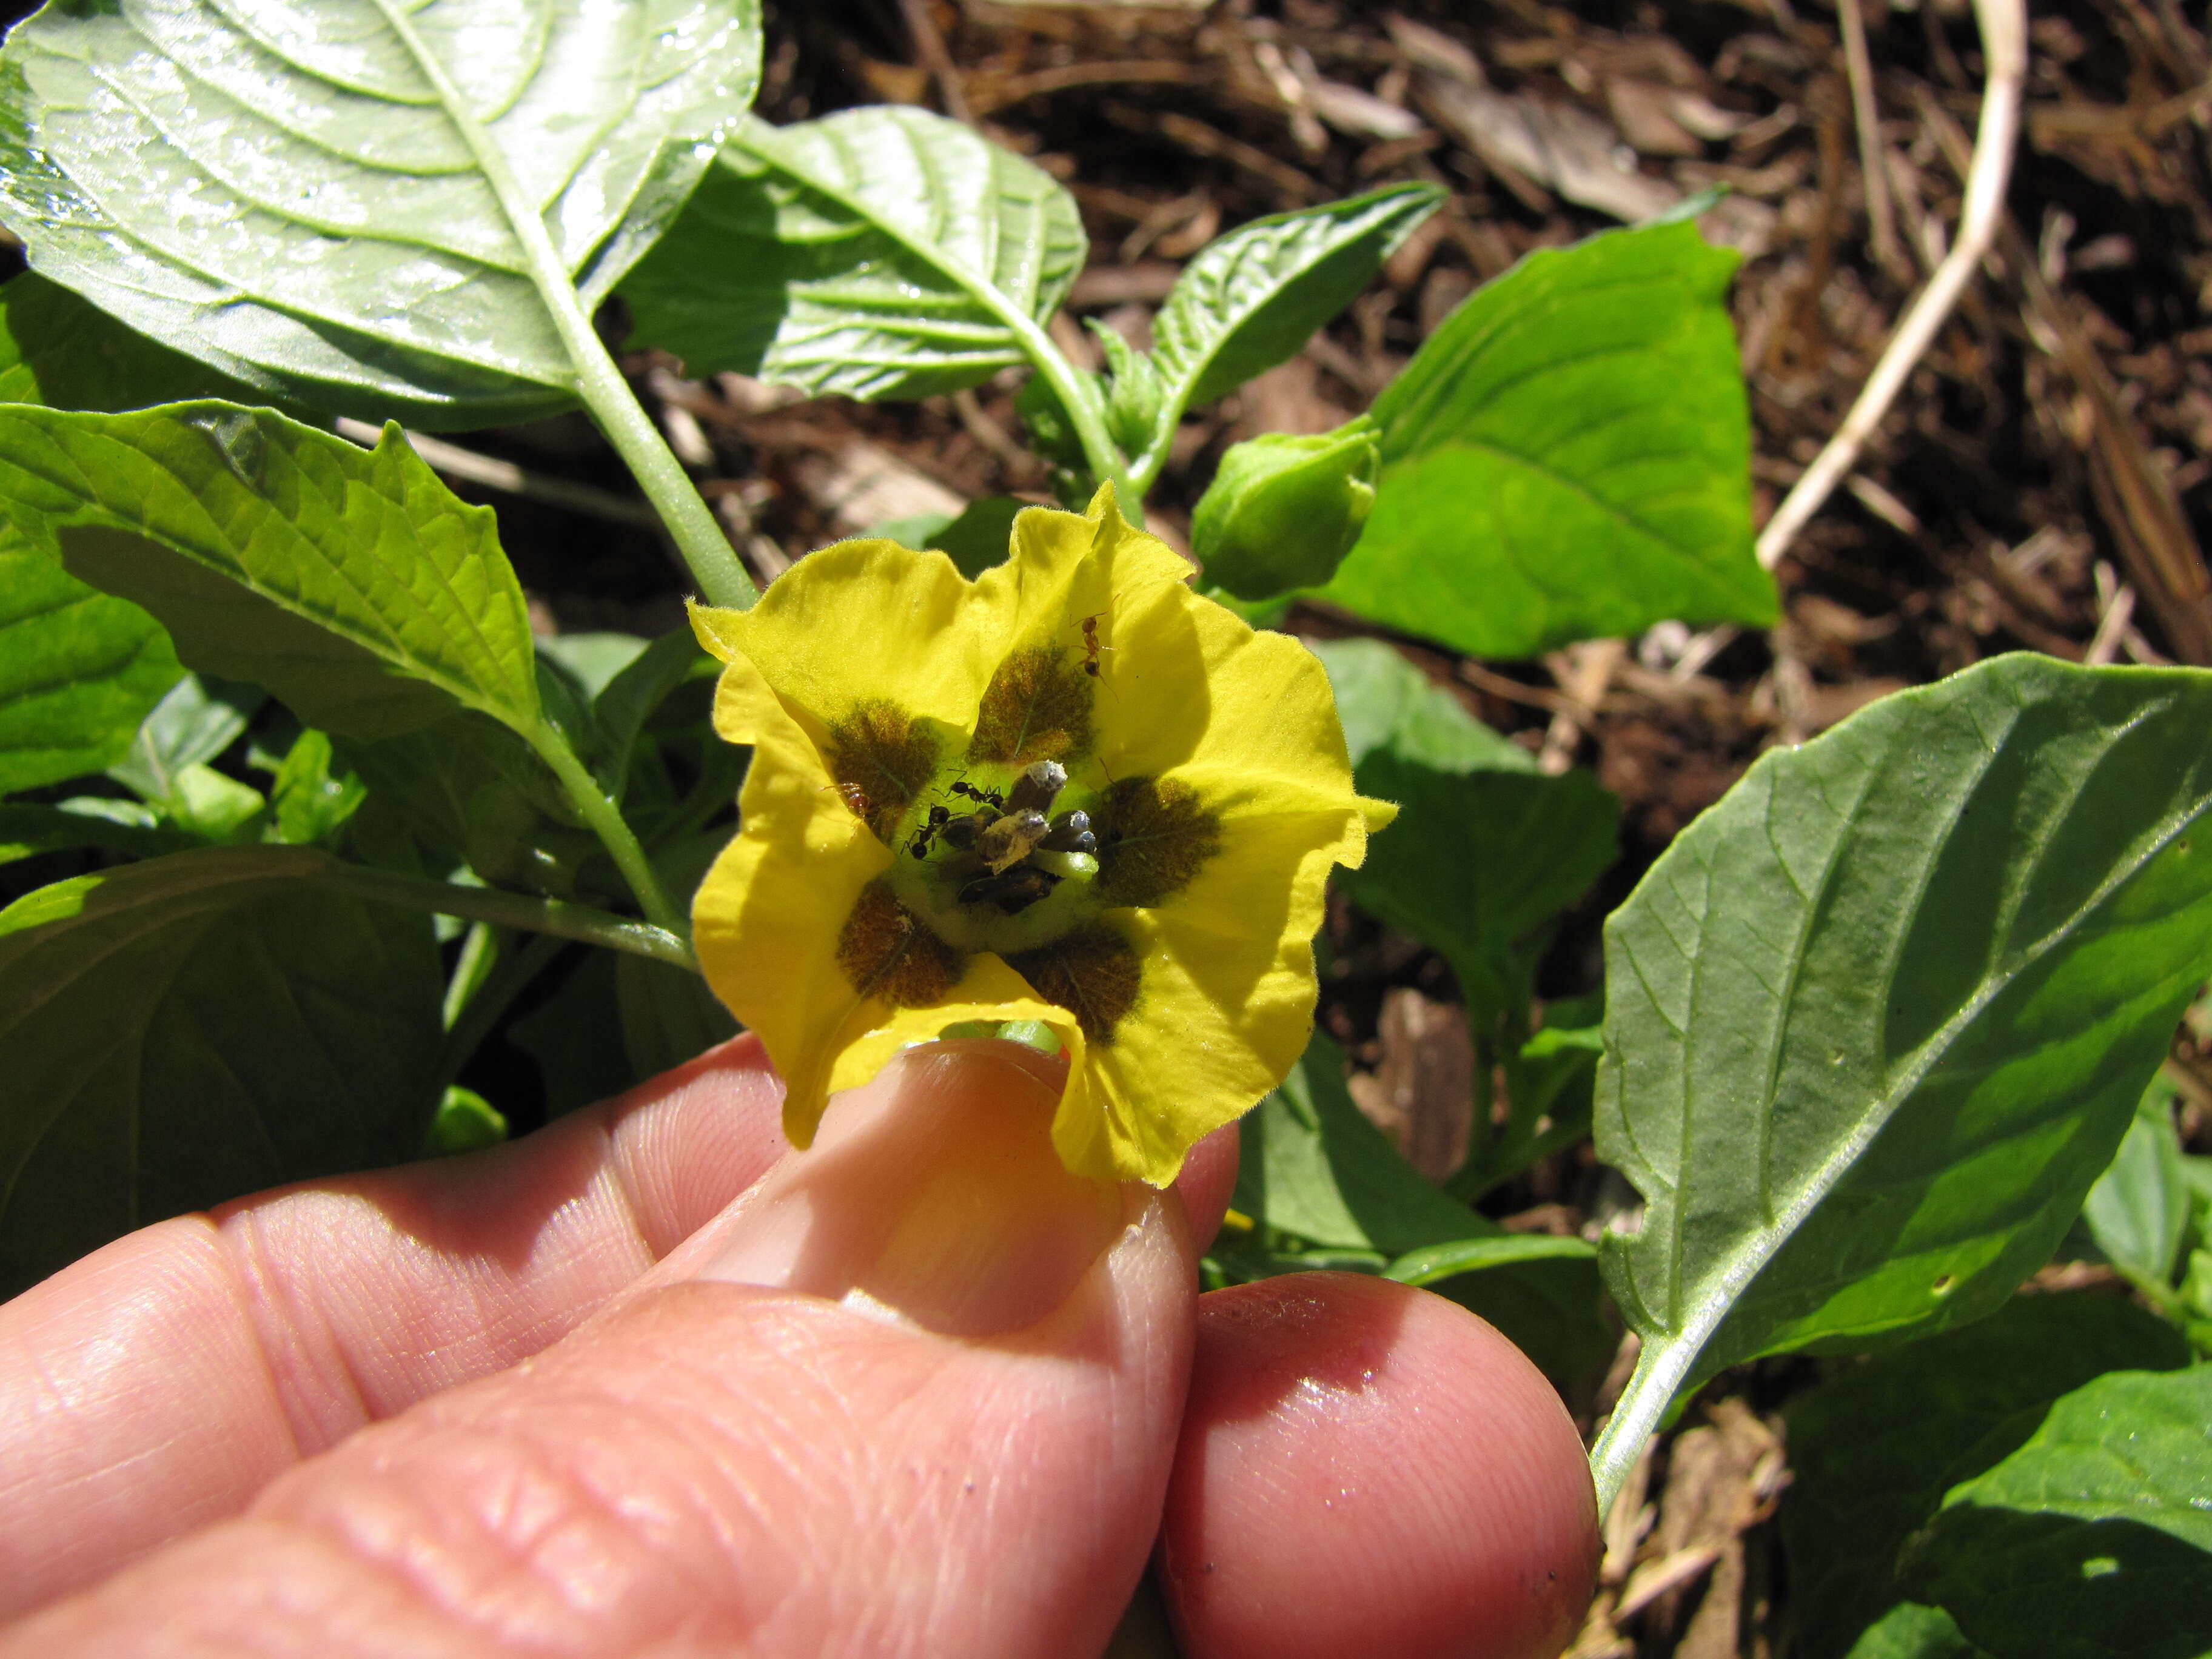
825, 780, 872, 822
1079, 609, 1114, 680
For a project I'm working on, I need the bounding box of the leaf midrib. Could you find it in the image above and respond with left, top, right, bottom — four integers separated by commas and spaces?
1657, 710, 2211, 1352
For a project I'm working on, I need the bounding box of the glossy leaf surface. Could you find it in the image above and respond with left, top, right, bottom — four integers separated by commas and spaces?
1600, 658, 2212, 1395
0, 404, 541, 742
1901, 1364, 2212, 1659
1324, 221, 1775, 657
625, 106, 1084, 400
0, 846, 441, 1296
0, 0, 759, 426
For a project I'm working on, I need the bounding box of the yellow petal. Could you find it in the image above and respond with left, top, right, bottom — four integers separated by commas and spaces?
689, 646, 896, 1147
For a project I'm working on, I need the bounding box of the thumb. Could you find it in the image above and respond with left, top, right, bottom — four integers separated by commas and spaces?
4, 1042, 1197, 1659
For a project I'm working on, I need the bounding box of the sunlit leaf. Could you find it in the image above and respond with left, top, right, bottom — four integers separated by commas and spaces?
0, 404, 541, 741
1153, 184, 1441, 414
625, 106, 1084, 400
0, 520, 182, 798
0, 0, 760, 426
1600, 657, 2212, 1404
1323, 221, 1775, 658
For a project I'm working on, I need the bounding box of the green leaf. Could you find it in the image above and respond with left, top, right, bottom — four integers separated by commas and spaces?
1783, 1292, 2189, 1659
418, 1085, 509, 1159
1900, 1364, 2212, 1659
1319, 635, 1538, 776
0, 519, 183, 797
874, 496, 1030, 580
2082, 1076, 2191, 1295
0, 846, 442, 1296
106, 674, 263, 804
511, 948, 637, 1116
0, 0, 760, 427
1322, 221, 1777, 659
1151, 183, 1442, 419
0, 270, 261, 413
1314, 637, 1617, 1190
624, 106, 1084, 401
338, 714, 598, 899
1840, 1603, 1984, 1659
1230, 1033, 1612, 1383
535, 633, 654, 703
0, 801, 190, 868
1597, 657, 2212, 1416
615, 952, 737, 1080
0, 404, 540, 742
1384, 1233, 1597, 1284
270, 730, 367, 848
589, 629, 714, 802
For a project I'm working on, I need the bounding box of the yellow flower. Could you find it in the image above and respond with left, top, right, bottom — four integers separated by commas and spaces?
688, 485, 1395, 1185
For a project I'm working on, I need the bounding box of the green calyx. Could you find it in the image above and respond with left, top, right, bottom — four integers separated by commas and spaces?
1191, 415, 1381, 600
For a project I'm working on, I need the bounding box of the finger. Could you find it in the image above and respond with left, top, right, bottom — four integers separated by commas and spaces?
1161, 1273, 1600, 1659
0, 1034, 787, 1618
5, 1042, 1198, 1659
0, 1031, 1234, 1620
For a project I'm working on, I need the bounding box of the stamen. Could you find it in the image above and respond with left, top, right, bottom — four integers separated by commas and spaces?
976, 808, 1050, 872
1007, 759, 1068, 816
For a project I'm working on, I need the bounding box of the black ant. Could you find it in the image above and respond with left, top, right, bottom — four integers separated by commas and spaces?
949, 779, 1004, 811
907, 803, 951, 858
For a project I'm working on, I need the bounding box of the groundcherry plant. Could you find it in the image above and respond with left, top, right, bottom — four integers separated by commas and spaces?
0, 6, 2208, 1654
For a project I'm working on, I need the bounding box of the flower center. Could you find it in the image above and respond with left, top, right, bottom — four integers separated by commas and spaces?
886, 759, 1108, 956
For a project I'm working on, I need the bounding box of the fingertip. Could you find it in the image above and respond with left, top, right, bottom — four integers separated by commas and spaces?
1171, 1124, 1240, 1248
1161, 1273, 1600, 1659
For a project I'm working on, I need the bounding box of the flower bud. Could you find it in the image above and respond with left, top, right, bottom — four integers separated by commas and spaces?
1190, 417, 1381, 601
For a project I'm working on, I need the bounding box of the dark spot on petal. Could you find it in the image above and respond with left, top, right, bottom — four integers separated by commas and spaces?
828, 700, 938, 842
1090, 776, 1222, 907
968, 645, 1092, 768
837, 879, 965, 1005
1008, 922, 1142, 1045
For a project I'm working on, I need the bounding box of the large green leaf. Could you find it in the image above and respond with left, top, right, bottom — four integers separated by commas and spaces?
0, 519, 182, 797
1783, 1292, 2189, 1659
0, 404, 540, 741
1322, 221, 1776, 659
1596, 658, 2212, 1444
623, 106, 1084, 401
0, 0, 759, 427
0, 846, 442, 1295
1148, 183, 1441, 424
1900, 1364, 2212, 1659
1227, 1033, 1612, 1384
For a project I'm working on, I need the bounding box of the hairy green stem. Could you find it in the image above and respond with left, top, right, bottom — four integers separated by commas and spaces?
1005, 312, 1141, 515
321, 861, 694, 968
1587, 1336, 1701, 1524
522, 720, 690, 940
372, 0, 756, 611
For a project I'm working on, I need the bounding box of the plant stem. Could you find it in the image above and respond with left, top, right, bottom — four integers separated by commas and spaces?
1587, 1336, 1702, 1523
1004, 311, 1141, 515
431, 929, 569, 1095
521, 720, 690, 940
371, 0, 756, 611
320, 860, 694, 967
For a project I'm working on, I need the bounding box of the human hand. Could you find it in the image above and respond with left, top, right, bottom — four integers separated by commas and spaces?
0, 1037, 1599, 1657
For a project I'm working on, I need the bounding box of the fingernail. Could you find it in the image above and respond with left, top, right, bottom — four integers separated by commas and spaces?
692, 1041, 1131, 1336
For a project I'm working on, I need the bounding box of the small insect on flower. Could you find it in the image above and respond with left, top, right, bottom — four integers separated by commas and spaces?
827, 780, 873, 821
688, 484, 1393, 1186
